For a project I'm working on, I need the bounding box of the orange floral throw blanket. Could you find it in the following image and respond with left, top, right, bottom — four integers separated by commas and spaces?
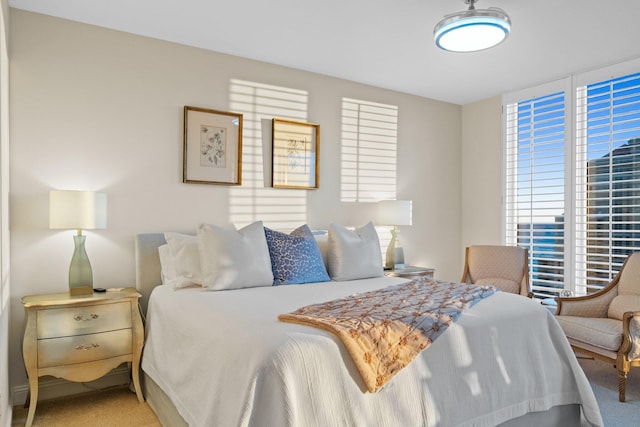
278, 277, 497, 392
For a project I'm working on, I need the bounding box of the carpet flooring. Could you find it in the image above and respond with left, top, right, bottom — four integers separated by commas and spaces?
11, 385, 160, 427
578, 357, 640, 427
11, 359, 640, 426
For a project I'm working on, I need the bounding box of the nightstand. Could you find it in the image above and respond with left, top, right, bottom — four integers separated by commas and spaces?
21, 288, 144, 427
384, 265, 435, 279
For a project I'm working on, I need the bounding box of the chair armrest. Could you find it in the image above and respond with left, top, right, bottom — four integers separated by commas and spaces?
521, 276, 532, 298
555, 286, 618, 317
620, 311, 640, 361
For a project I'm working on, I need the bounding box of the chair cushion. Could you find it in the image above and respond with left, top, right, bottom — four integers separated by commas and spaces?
475, 277, 520, 294
608, 295, 640, 321
555, 316, 622, 352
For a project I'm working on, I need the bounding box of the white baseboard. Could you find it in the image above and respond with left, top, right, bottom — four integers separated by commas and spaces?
11, 366, 130, 406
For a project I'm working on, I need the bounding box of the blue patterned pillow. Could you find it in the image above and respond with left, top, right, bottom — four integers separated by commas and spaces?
264, 225, 331, 285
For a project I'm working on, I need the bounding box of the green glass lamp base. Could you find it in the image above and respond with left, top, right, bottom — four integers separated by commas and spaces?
69, 234, 94, 296
385, 226, 406, 270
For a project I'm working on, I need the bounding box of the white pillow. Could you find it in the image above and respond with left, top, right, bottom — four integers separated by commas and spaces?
158, 244, 176, 285
198, 221, 274, 290
327, 222, 383, 281
164, 232, 203, 289
312, 230, 329, 269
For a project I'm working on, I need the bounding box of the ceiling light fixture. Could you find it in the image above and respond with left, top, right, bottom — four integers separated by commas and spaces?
434, 0, 511, 53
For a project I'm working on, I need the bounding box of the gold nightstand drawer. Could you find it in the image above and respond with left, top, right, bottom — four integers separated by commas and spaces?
37, 301, 132, 339
37, 328, 132, 368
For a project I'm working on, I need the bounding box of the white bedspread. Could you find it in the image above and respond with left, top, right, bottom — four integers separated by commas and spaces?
141, 277, 603, 427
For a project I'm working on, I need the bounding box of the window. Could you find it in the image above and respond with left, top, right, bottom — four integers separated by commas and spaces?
504, 63, 640, 297
575, 72, 640, 294
505, 91, 567, 296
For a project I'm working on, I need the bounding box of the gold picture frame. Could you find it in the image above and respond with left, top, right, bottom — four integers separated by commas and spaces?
183, 106, 243, 185
271, 118, 319, 189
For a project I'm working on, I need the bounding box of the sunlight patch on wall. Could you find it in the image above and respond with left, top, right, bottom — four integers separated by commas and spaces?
341, 98, 398, 203
229, 80, 308, 231
340, 98, 399, 254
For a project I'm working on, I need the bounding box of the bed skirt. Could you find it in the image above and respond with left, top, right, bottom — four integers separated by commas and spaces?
143, 372, 188, 427
142, 371, 582, 427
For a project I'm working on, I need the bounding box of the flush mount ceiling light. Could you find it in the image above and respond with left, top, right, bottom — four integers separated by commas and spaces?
434, 0, 511, 52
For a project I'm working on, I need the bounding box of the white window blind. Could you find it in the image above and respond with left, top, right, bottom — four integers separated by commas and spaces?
341, 98, 398, 202
505, 92, 567, 297
228, 79, 308, 230
575, 72, 640, 293
505, 64, 640, 297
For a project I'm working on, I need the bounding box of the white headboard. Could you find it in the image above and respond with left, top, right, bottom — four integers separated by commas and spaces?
134, 233, 167, 315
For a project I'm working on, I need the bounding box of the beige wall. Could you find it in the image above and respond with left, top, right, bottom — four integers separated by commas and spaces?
8, 9, 462, 398
461, 96, 503, 253
1, 0, 10, 424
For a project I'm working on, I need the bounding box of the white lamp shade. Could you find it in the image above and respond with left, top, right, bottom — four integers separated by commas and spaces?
50, 190, 107, 230
377, 200, 412, 226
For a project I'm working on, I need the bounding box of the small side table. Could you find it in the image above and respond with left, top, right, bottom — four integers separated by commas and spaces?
385, 266, 435, 279
21, 288, 144, 427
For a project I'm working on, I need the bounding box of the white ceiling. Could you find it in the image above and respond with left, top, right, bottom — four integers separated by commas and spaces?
8, 0, 640, 105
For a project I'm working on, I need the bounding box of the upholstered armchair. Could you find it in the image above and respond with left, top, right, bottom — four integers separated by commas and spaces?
460, 245, 532, 297
555, 252, 640, 402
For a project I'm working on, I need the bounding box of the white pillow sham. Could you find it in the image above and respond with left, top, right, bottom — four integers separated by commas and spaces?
198, 221, 274, 291
327, 222, 383, 281
158, 244, 176, 286
164, 232, 203, 289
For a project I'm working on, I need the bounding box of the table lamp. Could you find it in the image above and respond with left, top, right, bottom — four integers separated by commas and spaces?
377, 200, 412, 270
49, 190, 107, 296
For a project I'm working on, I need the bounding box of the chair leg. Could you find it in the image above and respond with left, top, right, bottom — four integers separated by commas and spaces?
618, 369, 627, 402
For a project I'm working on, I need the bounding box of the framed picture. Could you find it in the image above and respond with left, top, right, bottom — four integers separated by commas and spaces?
271, 118, 319, 189
183, 106, 243, 185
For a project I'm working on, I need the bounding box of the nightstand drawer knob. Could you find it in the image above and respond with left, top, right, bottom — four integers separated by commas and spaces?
73, 313, 99, 321
75, 343, 100, 351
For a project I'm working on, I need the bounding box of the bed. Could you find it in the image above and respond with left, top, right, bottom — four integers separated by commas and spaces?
135, 230, 603, 427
